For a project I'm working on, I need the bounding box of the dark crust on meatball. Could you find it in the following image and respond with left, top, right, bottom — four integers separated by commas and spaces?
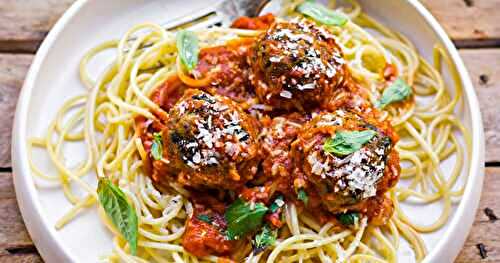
291, 110, 400, 213
251, 19, 349, 111
153, 89, 261, 190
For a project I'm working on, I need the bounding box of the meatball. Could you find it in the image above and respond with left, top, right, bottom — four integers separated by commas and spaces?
153, 89, 260, 190
250, 19, 348, 110
291, 110, 400, 214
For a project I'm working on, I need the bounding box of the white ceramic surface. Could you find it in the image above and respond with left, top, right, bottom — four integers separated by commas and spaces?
12, 0, 485, 262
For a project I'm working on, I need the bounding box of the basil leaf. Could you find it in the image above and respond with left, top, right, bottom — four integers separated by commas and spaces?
225, 198, 268, 240
97, 178, 138, 255
197, 214, 212, 224
323, 130, 377, 156
151, 132, 163, 160
296, 1, 348, 26
176, 30, 199, 72
337, 212, 360, 225
269, 195, 285, 213
376, 78, 412, 109
253, 225, 277, 254
297, 188, 309, 205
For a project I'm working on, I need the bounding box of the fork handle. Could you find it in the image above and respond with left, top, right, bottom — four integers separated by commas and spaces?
232, 0, 271, 17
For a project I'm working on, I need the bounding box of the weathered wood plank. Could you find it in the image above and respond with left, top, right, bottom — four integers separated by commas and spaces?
455, 168, 500, 262
459, 49, 500, 163
0, 254, 42, 263
0, 0, 499, 52
0, 171, 15, 200
0, 0, 75, 52
421, 0, 500, 43
0, 54, 32, 167
0, 198, 34, 256
0, 172, 37, 259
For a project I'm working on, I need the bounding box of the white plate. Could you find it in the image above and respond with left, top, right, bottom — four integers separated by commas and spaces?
12, 0, 485, 262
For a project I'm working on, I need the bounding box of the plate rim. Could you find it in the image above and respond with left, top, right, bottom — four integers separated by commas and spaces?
11, 0, 485, 262
12, 0, 89, 262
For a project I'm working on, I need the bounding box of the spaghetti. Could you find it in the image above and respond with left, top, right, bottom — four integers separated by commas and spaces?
29, 0, 471, 262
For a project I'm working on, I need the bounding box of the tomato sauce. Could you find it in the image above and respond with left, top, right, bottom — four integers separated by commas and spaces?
183, 204, 233, 257
231, 13, 275, 30
136, 14, 402, 257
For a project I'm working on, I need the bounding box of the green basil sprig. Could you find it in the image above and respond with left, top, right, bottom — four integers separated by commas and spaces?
151, 132, 163, 160
337, 212, 360, 225
225, 198, 268, 240
297, 188, 309, 205
323, 130, 376, 156
296, 1, 348, 26
269, 195, 284, 213
97, 178, 138, 255
253, 225, 277, 254
176, 30, 200, 72
376, 78, 412, 109
197, 214, 212, 224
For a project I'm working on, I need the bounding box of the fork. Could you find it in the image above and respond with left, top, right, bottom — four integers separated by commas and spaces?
127, 0, 271, 50
161, 0, 272, 31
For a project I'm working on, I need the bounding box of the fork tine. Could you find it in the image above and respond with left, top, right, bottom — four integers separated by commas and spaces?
168, 12, 227, 32
125, 4, 220, 45
185, 13, 227, 31
162, 0, 270, 32
161, 4, 221, 31
126, 0, 270, 52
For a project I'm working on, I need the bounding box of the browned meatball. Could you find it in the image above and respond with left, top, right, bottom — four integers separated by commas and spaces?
291, 110, 400, 214
152, 89, 260, 190
250, 19, 348, 111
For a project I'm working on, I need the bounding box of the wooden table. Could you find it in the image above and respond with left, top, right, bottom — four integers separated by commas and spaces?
0, 1, 499, 262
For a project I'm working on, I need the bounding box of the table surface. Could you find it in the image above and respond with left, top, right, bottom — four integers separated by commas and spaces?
0, 1, 499, 262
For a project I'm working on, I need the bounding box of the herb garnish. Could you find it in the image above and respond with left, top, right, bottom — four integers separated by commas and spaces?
253, 225, 277, 254
269, 195, 285, 213
337, 212, 360, 225
176, 30, 200, 72
97, 178, 138, 255
151, 132, 163, 160
296, 1, 348, 26
197, 214, 212, 224
297, 188, 309, 205
225, 198, 268, 240
323, 130, 376, 156
376, 78, 412, 109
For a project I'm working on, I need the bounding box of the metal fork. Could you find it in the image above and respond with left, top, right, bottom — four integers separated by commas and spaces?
161, 0, 271, 31
126, 0, 271, 52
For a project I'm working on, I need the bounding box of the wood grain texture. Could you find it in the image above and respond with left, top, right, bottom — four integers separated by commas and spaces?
459, 49, 500, 163
455, 168, 500, 262
0, 172, 40, 262
421, 0, 500, 44
0, 0, 498, 52
0, 54, 32, 168
0, 173, 34, 257
0, 170, 15, 199
0, 0, 75, 52
0, 254, 42, 263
